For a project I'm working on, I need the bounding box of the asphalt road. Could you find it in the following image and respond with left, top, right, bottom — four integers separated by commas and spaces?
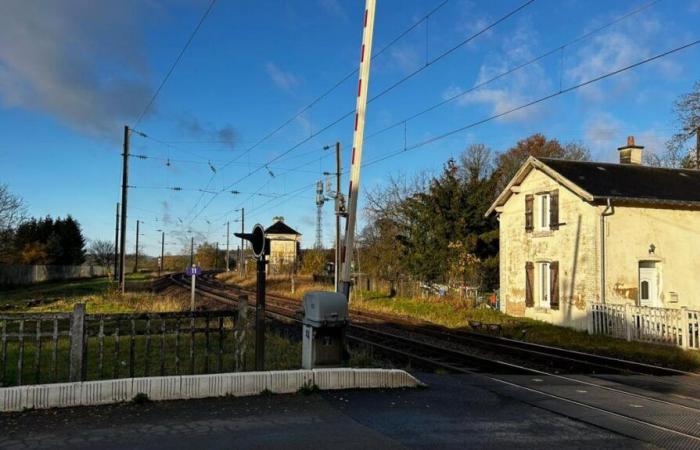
0, 373, 653, 450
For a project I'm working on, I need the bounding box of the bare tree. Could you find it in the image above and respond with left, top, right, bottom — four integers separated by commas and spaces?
666, 80, 700, 168
87, 240, 114, 273
459, 143, 495, 182
0, 184, 26, 263
0, 184, 26, 232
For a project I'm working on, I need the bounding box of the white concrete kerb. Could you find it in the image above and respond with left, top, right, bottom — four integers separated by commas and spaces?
0, 369, 423, 412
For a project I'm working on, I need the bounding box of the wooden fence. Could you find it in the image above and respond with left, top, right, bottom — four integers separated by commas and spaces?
588, 302, 700, 350
0, 264, 109, 286
0, 301, 249, 387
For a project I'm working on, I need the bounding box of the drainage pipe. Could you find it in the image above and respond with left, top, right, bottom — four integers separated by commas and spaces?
600, 198, 614, 304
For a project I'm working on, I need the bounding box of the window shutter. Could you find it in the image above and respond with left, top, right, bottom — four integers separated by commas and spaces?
525, 262, 534, 307
550, 190, 559, 230
550, 261, 559, 310
525, 195, 534, 232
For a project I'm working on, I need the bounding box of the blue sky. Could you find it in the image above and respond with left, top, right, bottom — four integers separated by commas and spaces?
1, 0, 700, 257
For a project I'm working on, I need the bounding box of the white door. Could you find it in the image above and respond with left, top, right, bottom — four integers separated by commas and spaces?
639, 263, 658, 307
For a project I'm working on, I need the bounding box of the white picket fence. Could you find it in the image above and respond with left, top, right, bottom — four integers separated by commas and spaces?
588, 303, 700, 350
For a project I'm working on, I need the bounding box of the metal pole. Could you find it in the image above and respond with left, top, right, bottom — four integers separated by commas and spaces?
695, 126, 700, 169
255, 256, 266, 370
335, 141, 341, 292
119, 126, 129, 293
134, 219, 140, 273
160, 231, 165, 275
190, 237, 194, 267
114, 202, 119, 281
238, 209, 245, 276
226, 221, 230, 272
340, 0, 376, 299
215, 242, 219, 269
242, 208, 245, 275
190, 265, 196, 312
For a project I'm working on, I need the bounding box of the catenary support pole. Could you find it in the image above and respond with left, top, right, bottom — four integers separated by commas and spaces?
215, 242, 219, 269
119, 126, 130, 293
339, 0, 376, 300
255, 255, 266, 370
695, 126, 700, 169
114, 202, 120, 281
239, 209, 245, 276
190, 237, 194, 267
242, 208, 245, 274
190, 266, 196, 312
335, 141, 342, 292
160, 231, 165, 275
134, 219, 140, 273
226, 221, 230, 272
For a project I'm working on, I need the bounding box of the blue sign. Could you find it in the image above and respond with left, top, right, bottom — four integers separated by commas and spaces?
185, 266, 202, 276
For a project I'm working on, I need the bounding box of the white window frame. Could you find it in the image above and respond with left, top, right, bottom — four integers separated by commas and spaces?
537, 193, 550, 230
538, 262, 551, 308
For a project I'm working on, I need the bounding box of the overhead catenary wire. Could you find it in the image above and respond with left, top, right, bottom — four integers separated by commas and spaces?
363, 0, 663, 142
187, 0, 534, 225
362, 37, 700, 168
134, 0, 217, 126
219, 0, 535, 191
239, 35, 700, 227
181, 0, 452, 225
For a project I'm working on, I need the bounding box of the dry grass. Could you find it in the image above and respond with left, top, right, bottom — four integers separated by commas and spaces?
1, 274, 190, 314
217, 272, 331, 302
219, 274, 700, 372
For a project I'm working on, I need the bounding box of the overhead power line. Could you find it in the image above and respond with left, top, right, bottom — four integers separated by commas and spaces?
364, 0, 662, 142
188, 0, 534, 225
223, 0, 535, 189
240, 35, 700, 225
363, 37, 700, 167
134, 0, 217, 126
181, 0, 451, 225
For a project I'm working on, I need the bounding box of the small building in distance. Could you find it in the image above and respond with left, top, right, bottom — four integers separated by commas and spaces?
486, 136, 700, 330
265, 218, 301, 274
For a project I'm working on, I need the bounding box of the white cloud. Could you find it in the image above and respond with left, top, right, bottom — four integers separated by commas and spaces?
0, 1, 153, 137
582, 112, 670, 162
455, 23, 551, 122
265, 62, 301, 93
564, 16, 678, 102
388, 45, 423, 74
318, 0, 346, 18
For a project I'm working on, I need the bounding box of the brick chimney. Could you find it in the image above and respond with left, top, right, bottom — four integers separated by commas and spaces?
618, 136, 643, 165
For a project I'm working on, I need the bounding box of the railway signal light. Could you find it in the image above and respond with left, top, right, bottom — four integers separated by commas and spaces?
234, 223, 269, 259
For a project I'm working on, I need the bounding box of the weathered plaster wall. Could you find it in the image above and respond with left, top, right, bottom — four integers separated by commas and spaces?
604, 205, 700, 309
499, 168, 599, 330
267, 233, 300, 266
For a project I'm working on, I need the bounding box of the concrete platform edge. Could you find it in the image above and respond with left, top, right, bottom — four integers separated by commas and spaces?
0, 369, 423, 412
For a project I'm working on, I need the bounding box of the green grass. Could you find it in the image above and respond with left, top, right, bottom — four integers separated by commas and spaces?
0, 321, 302, 387
351, 290, 700, 372
0, 277, 114, 303
0, 273, 189, 314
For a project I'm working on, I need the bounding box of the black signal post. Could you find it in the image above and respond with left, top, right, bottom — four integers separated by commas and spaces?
235, 224, 269, 371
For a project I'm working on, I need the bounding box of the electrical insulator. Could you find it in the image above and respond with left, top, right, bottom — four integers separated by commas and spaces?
336, 193, 346, 214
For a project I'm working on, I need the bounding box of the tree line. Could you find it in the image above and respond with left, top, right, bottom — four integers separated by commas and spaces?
356, 133, 590, 292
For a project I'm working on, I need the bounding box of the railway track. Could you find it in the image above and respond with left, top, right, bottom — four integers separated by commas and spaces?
162, 271, 700, 448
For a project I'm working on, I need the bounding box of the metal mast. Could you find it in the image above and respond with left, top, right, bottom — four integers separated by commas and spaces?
339, 0, 376, 299
315, 180, 325, 249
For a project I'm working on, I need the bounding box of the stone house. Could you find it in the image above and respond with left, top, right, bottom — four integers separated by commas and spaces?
486, 137, 700, 330
265, 219, 301, 274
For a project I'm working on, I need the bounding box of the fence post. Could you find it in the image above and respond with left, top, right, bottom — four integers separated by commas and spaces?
624, 303, 633, 342
586, 301, 594, 335
69, 303, 87, 382
235, 295, 248, 371
681, 306, 689, 350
